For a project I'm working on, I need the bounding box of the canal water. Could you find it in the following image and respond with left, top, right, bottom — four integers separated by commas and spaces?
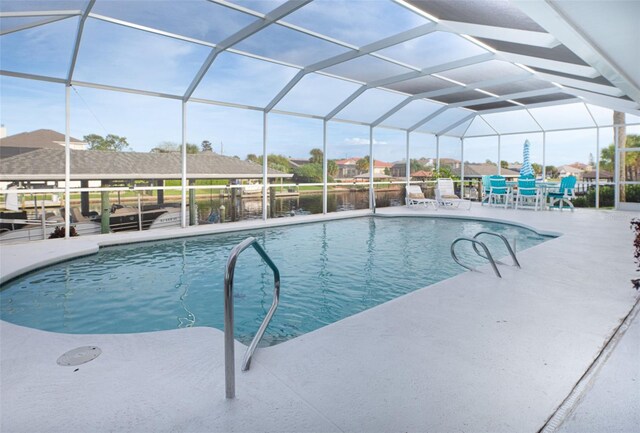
196, 189, 404, 223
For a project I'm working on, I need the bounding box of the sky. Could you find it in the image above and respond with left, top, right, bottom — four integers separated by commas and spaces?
1, 0, 639, 167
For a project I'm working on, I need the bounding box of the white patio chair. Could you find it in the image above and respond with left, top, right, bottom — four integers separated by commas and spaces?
435, 178, 471, 210
406, 185, 437, 210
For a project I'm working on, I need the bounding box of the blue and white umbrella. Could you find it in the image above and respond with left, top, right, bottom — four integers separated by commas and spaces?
520, 139, 534, 177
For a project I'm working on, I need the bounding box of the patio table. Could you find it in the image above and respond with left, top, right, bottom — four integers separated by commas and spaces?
536, 181, 560, 210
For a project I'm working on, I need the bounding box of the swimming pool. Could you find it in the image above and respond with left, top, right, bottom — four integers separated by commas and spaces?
0, 216, 551, 345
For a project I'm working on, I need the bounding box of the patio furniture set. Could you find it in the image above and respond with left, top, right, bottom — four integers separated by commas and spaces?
406, 176, 577, 211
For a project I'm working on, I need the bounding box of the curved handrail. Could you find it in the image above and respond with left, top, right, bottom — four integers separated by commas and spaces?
450, 237, 501, 278
472, 231, 521, 268
224, 237, 280, 399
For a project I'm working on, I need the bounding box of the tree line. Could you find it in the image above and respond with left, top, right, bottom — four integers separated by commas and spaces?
82, 133, 640, 182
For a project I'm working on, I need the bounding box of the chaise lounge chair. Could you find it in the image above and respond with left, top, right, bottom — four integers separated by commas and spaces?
406, 185, 437, 210
435, 178, 471, 210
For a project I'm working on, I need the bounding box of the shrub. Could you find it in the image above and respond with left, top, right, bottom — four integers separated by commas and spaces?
49, 226, 78, 239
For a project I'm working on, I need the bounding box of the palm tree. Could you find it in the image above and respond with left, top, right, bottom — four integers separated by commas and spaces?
614, 111, 626, 201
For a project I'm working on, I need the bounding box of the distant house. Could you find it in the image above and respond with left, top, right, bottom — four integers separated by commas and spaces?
334, 157, 393, 178
373, 160, 393, 176
508, 163, 522, 172
419, 157, 435, 168
0, 148, 291, 184
558, 165, 584, 179
335, 157, 360, 178
288, 158, 311, 168
582, 170, 613, 183
411, 170, 433, 179
0, 129, 87, 159
439, 158, 461, 169
390, 161, 406, 178
568, 162, 591, 171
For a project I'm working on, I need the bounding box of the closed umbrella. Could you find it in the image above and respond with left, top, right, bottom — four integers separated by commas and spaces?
520, 139, 534, 177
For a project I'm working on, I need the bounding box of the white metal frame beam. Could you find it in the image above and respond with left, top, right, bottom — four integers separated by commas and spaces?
559, 87, 640, 116
304, 23, 437, 73
534, 71, 624, 97
495, 51, 599, 78
436, 20, 560, 48
0, 10, 82, 18
408, 106, 449, 132
449, 87, 560, 110
264, 22, 438, 112
370, 53, 495, 88
88, 13, 218, 49
473, 97, 580, 116
67, 0, 96, 85
325, 86, 368, 120
0, 15, 73, 36
371, 73, 531, 127
326, 53, 494, 122
437, 113, 475, 136
513, 0, 640, 103
183, 0, 312, 101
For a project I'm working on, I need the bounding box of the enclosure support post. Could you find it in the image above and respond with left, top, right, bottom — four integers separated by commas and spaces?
369, 125, 374, 212
64, 85, 71, 239
262, 111, 268, 221
460, 138, 465, 198
497, 134, 501, 175
595, 127, 600, 208
436, 135, 440, 172
542, 131, 546, 180
405, 130, 411, 191
189, 179, 196, 226
100, 189, 110, 234
80, 180, 90, 216
156, 180, 164, 205
181, 101, 187, 228
614, 125, 620, 209
323, 120, 328, 215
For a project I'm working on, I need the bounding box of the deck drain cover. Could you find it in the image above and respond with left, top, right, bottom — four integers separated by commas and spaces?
57, 346, 102, 366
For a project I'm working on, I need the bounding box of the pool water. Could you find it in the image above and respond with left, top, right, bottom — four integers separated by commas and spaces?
0, 217, 551, 345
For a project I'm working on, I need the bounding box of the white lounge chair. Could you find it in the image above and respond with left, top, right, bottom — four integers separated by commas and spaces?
435, 178, 471, 210
406, 185, 437, 210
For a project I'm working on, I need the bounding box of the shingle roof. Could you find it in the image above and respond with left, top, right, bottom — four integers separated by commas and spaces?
335, 157, 359, 165
0, 129, 84, 148
0, 149, 291, 181
0, 129, 87, 159
373, 160, 393, 168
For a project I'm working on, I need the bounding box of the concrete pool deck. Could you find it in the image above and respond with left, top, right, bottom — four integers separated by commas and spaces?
1, 205, 638, 432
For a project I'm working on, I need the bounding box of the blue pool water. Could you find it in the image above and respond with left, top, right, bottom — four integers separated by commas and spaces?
0, 217, 551, 345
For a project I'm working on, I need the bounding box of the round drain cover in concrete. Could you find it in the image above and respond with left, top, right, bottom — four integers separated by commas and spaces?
57, 346, 102, 366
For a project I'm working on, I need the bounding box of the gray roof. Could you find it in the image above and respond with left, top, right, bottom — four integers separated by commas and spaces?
0, 129, 85, 159
0, 149, 291, 181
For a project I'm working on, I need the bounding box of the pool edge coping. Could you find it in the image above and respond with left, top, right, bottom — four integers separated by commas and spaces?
0, 207, 560, 286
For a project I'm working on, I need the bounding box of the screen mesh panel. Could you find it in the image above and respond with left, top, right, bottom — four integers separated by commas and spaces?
383, 75, 458, 95
405, 0, 546, 32
431, 90, 489, 104
322, 55, 415, 84
437, 60, 528, 84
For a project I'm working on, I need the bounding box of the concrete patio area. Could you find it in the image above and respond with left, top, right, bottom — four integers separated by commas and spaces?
1, 205, 638, 432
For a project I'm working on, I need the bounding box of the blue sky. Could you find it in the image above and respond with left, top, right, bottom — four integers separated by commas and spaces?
1, 1, 639, 167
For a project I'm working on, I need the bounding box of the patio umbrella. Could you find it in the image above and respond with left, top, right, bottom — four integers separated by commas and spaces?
520, 139, 534, 177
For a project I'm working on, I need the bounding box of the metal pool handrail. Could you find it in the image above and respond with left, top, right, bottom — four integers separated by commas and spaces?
224, 237, 281, 399
450, 237, 502, 278
472, 231, 521, 268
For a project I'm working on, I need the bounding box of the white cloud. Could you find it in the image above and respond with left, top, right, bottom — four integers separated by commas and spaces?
344, 137, 388, 145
